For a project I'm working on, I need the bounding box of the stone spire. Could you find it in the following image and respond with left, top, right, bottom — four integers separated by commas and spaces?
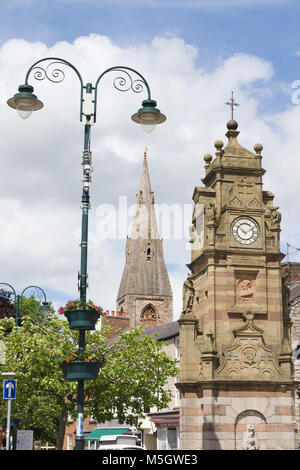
130, 147, 160, 240
116, 148, 173, 329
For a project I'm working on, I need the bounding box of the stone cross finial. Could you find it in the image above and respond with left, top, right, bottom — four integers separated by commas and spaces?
225, 91, 240, 120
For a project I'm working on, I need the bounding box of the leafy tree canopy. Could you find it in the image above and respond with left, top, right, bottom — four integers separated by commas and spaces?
0, 304, 178, 449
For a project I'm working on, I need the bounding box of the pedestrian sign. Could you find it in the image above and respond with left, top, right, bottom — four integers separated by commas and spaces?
3, 379, 17, 399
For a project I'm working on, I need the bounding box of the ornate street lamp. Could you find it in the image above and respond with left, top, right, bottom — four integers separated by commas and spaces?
0, 283, 50, 326
7, 58, 166, 450
0, 283, 49, 450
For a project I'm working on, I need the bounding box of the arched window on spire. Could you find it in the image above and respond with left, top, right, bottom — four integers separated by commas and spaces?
141, 304, 157, 320
147, 247, 151, 261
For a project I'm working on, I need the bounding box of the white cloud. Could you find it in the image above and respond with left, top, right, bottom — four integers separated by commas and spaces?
0, 33, 298, 320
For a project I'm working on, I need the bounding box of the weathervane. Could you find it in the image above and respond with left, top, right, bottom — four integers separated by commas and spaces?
225, 91, 239, 120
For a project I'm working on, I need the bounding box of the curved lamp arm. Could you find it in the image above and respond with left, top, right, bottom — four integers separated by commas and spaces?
93, 66, 151, 123
24, 57, 84, 88
0, 283, 17, 300
24, 57, 84, 120
20, 285, 47, 303
8, 57, 166, 129
19, 285, 50, 323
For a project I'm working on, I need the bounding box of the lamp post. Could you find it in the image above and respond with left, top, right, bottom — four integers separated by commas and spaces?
0, 283, 49, 450
7, 58, 166, 450
0, 283, 50, 327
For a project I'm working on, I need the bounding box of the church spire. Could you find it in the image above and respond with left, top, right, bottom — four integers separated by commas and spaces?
116, 148, 173, 329
130, 146, 160, 240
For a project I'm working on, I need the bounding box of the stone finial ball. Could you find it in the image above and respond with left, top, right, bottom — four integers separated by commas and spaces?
204, 153, 213, 164
254, 143, 263, 153
214, 140, 224, 150
227, 119, 238, 130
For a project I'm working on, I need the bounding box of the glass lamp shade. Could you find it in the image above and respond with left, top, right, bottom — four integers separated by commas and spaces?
40, 302, 50, 319
7, 84, 43, 118
16, 102, 32, 120
131, 99, 166, 133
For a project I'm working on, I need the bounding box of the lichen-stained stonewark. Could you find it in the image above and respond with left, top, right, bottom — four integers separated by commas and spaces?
178, 118, 297, 450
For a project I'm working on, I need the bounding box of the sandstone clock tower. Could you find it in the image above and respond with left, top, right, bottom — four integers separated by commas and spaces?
178, 113, 296, 450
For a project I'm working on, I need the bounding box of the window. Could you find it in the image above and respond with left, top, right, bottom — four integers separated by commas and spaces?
157, 428, 178, 450
141, 304, 157, 319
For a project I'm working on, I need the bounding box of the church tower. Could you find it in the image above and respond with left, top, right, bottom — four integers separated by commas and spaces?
116, 149, 173, 329
178, 105, 296, 450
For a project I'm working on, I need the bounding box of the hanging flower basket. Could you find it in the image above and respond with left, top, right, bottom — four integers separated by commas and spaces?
61, 360, 101, 381
64, 308, 101, 330
59, 300, 103, 330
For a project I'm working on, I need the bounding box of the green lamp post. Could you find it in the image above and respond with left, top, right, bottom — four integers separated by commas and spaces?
7, 58, 166, 450
0, 283, 49, 450
0, 283, 50, 327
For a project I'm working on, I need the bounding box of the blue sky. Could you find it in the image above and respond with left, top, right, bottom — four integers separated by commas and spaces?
1, 0, 300, 315
1, 0, 300, 114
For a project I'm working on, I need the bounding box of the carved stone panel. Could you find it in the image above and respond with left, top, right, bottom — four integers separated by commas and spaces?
216, 312, 284, 380
235, 272, 257, 304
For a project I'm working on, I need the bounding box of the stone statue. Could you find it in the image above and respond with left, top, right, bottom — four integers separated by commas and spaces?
270, 206, 281, 229
281, 272, 290, 319
243, 424, 258, 450
189, 224, 196, 244
182, 274, 195, 313
206, 201, 216, 223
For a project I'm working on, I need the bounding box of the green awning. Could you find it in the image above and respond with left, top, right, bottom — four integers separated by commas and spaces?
84, 428, 129, 441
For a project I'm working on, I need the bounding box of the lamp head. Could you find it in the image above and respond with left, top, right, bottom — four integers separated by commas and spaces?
40, 301, 50, 320
7, 84, 44, 119
131, 99, 166, 133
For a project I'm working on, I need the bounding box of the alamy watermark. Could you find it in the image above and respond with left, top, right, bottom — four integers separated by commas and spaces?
94, 197, 204, 250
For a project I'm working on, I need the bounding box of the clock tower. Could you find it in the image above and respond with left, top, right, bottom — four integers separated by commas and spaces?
178, 115, 296, 450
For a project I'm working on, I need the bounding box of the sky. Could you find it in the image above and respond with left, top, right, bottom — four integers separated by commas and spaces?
0, 0, 300, 318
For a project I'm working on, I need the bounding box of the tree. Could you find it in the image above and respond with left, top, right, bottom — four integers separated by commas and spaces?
0, 290, 15, 320
0, 312, 177, 449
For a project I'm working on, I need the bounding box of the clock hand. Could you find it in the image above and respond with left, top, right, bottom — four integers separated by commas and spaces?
239, 226, 248, 234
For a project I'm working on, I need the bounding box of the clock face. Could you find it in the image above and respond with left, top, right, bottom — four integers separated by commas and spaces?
231, 217, 259, 245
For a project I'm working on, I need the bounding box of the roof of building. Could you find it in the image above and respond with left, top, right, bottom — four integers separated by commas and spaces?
142, 320, 179, 341
107, 320, 179, 347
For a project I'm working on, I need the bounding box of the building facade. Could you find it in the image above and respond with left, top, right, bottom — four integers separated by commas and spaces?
141, 321, 180, 450
178, 118, 297, 450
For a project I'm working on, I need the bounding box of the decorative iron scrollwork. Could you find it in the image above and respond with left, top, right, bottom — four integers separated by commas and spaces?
31, 61, 66, 83
112, 69, 145, 94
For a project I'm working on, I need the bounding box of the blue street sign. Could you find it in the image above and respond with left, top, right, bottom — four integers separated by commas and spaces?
3, 379, 17, 400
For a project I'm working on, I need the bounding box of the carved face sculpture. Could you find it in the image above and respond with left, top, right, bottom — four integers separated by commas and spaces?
237, 278, 255, 303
